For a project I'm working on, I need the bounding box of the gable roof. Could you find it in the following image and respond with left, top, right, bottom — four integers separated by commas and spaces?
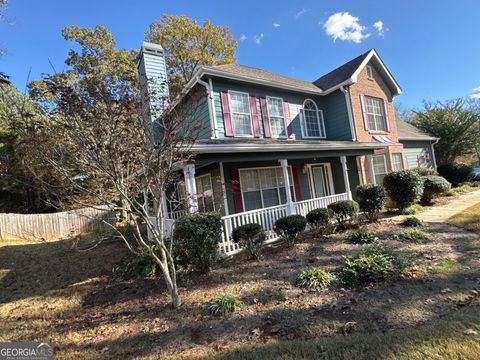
397, 121, 438, 141
200, 63, 322, 94
313, 51, 370, 91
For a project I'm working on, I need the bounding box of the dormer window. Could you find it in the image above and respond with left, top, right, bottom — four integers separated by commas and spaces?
301, 99, 326, 138
367, 65, 374, 79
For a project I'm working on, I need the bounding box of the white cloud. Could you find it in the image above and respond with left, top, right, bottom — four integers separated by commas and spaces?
323, 12, 370, 43
471, 86, 480, 99
295, 8, 307, 19
373, 20, 385, 36
273, 23, 280, 28
239, 34, 247, 42
254, 33, 264, 45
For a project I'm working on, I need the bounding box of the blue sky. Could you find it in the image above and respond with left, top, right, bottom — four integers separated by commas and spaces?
1, 0, 480, 107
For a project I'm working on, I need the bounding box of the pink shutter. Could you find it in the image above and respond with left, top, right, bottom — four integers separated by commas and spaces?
260, 96, 272, 138
383, 99, 391, 132
220, 90, 234, 137
249, 94, 261, 137
284, 100, 293, 138
229, 169, 244, 213
291, 165, 302, 201
360, 94, 369, 131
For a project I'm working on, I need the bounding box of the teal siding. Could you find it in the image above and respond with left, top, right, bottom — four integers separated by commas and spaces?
210, 79, 352, 141
402, 141, 435, 169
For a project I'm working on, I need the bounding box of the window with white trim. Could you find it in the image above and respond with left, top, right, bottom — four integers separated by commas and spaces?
365, 96, 386, 131
266, 97, 287, 138
239, 167, 294, 211
371, 155, 388, 185
229, 91, 252, 136
195, 174, 215, 213
392, 153, 404, 171
302, 99, 326, 138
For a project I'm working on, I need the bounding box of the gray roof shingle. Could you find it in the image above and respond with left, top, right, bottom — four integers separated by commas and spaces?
397, 121, 438, 140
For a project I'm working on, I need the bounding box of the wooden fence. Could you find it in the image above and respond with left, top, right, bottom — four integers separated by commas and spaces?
0, 206, 116, 241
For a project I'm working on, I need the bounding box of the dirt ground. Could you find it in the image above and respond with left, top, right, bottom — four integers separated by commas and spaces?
1, 197, 480, 359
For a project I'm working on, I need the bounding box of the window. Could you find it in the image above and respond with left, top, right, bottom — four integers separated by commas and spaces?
365, 96, 386, 132
371, 155, 388, 185
302, 99, 326, 138
392, 153, 404, 171
239, 167, 294, 211
229, 91, 253, 136
266, 97, 287, 138
367, 65, 374, 79
195, 174, 215, 213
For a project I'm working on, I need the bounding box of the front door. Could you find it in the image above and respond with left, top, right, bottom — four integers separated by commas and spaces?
309, 164, 333, 198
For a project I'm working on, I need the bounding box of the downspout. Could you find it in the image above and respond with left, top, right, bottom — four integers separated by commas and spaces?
431, 138, 440, 169
196, 76, 219, 139
340, 86, 357, 141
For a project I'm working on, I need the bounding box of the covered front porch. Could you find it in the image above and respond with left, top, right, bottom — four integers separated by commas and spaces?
165, 141, 384, 255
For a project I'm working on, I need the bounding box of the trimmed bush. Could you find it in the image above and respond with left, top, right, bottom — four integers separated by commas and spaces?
437, 163, 474, 186
383, 170, 424, 212
119, 244, 160, 277
356, 184, 386, 222
274, 215, 307, 246
403, 204, 424, 215
327, 200, 359, 226
350, 231, 378, 244
411, 167, 437, 176
306, 208, 332, 235
209, 293, 240, 316
174, 212, 222, 273
337, 242, 410, 287
421, 175, 451, 204
401, 216, 424, 227
231, 223, 265, 260
297, 267, 334, 290
397, 229, 430, 243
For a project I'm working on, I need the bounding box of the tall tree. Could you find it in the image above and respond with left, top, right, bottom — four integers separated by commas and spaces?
146, 15, 237, 97
28, 25, 204, 308
412, 99, 480, 164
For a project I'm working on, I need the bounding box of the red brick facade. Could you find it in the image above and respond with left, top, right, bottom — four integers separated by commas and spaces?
348, 61, 405, 184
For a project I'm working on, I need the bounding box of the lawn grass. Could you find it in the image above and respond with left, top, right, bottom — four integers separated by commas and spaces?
175, 306, 480, 360
447, 203, 480, 234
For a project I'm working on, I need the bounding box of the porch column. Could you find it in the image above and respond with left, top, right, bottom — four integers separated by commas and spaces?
183, 162, 198, 213
340, 156, 353, 200
219, 162, 229, 215
279, 159, 296, 215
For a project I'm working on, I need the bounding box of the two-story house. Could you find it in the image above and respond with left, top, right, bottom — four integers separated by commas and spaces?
138, 42, 438, 254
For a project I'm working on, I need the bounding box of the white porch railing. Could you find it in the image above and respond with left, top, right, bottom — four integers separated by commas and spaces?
219, 192, 349, 255
152, 192, 349, 256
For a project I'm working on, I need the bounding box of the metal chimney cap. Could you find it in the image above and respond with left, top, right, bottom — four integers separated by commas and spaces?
141, 41, 164, 55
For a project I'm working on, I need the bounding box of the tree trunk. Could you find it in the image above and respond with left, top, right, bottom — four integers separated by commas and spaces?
119, 194, 131, 221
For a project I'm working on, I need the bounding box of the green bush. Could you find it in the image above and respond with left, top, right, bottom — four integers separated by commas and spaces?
411, 167, 437, 176
437, 163, 474, 186
274, 215, 307, 246
297, 267, 334, 290
327, 200, 359, 226
306, 208, 332, 235
209, 293, 240, 316
397, 229, 430, 243
446, 183, 471, 196
174, 212, 222, 273
383, 170, 424, 212
120, 245, 160, 277
403, 204, 424, 215
231, 223, 265, 260
337, 242, 410, 287
401, 216, 424, 227
350, 231, 378, 244
356, 184, 386, 222
421, 175, 451, 203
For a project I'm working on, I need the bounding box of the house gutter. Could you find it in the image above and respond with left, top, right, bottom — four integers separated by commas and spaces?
196, 76, 219, 139
340, 85, 357, 141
